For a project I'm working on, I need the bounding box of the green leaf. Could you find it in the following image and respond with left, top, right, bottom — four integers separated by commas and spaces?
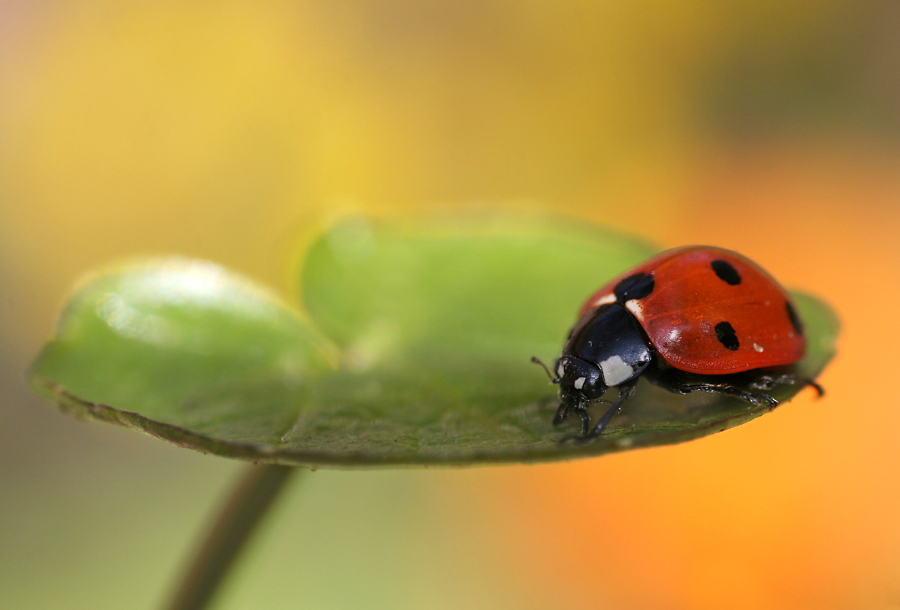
29, 214, 838, 466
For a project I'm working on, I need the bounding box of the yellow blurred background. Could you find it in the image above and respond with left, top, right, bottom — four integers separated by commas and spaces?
3, 1, 900, 608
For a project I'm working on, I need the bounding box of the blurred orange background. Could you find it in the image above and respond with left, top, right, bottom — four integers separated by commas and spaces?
2, 1, 899, 609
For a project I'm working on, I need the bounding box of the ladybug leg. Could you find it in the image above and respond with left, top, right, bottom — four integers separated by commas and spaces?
579, 408, 592, 435
556, 405, 593, 443
675, 382, 778, 408
586, 381, 638, 437
552, 402, 570, 426
807, 379, 825, 397
553, 402, 592, 435
749, 374, 825, 398
557, 398, 618, 443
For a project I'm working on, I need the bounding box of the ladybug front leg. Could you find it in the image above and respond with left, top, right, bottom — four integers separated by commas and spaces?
552, 401, 594, 435
552, 402, 570, 426
578, 408, 592, 435
587, 381, 638, 437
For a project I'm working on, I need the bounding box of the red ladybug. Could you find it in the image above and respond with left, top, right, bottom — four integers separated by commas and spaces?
534, 246, 822, 437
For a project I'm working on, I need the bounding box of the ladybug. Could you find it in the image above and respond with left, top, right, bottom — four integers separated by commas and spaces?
533, 246, 822, 438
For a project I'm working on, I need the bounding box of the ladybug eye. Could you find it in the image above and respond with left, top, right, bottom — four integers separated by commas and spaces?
557, 362, 565, 378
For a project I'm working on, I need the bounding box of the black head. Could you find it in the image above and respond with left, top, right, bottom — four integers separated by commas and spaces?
554, 355, 607, 406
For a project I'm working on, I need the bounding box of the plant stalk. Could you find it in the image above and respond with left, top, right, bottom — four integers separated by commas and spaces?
165, 463, 298, 610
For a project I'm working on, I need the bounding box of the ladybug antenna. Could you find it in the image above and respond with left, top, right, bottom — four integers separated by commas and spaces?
531, 356, 559, 383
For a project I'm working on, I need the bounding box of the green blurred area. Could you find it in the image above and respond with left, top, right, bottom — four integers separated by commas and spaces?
0, 1, 894, 608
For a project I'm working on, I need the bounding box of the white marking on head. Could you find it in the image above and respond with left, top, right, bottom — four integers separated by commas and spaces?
599, 354, 634, 386
625, 300, 644, 322
753, 343, 764, 352
557, 362, 565, 378
574, 377, 586, 390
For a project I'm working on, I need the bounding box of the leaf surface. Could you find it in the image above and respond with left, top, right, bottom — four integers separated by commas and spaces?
30, 215, 838, 466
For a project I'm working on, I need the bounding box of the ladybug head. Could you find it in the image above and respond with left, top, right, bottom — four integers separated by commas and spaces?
554, 355, 607, 405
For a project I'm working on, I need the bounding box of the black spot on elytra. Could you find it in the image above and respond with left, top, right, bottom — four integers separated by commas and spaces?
715, 321, 740, 351
711, 259, 741, 285
613, 272, 654, 303
786, 301, 803, 336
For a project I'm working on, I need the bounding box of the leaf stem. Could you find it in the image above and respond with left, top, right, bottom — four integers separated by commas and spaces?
165, 463, 298, 610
